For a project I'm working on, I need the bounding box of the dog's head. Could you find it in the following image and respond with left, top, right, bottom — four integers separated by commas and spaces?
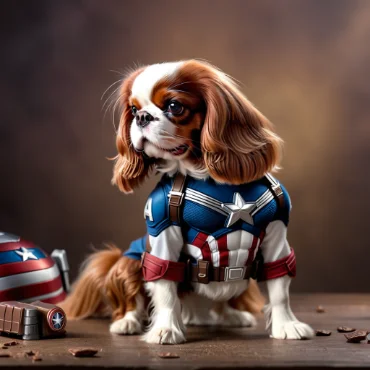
112, 60, 283, 193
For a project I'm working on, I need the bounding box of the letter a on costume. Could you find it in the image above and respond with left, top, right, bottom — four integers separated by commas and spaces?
144, 198, 153, 221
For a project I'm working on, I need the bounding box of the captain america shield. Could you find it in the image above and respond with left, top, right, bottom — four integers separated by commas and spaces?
47, 307, 66, 331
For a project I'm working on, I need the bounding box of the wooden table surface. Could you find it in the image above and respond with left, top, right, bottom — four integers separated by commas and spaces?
1, 294, 370, 369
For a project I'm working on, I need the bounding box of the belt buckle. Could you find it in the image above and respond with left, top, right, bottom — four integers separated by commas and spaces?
197, 260, 209, 284
224, 267, 246, 282
272, 184, 283, 197
168, 191, 184, 206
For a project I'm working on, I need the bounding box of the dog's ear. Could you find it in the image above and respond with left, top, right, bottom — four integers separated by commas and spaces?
199, 64, 283, 184
112, 68, 153, 193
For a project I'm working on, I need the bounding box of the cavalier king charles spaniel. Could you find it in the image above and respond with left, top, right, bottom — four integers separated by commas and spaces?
62, 60, 314, 344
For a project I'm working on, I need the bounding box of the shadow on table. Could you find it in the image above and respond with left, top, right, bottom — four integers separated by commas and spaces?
186, 328, 268, 344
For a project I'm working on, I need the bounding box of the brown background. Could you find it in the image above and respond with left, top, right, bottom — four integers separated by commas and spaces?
1, 0, 369, 292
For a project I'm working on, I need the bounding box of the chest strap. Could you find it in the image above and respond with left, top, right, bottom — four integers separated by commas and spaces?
264, 173, 285, 209
168, 172, 187, 223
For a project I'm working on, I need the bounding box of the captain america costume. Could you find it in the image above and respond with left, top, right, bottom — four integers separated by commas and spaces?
124, 172, 296, 283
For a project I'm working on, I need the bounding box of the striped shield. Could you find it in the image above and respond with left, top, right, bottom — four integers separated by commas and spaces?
0, 232, 68, 304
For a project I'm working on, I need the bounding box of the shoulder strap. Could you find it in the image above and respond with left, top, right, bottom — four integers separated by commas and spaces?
168, 172, 187, 223
264, 173, 285, 209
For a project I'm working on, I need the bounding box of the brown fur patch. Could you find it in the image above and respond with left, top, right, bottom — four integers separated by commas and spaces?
111, 66, 155, 193
151, 86, 169, 110
128, 97, 142, 111
105, 256, 144, 320
61, 246, 145, 323
60, 245, 122, 320
151, 76, 205, 160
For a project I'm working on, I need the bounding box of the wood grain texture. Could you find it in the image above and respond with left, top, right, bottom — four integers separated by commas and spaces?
1, 294, 370, 369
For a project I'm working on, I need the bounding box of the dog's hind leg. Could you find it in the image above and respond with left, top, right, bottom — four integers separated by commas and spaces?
210, 302, 257, 327
110, 294, 145, 335
105, 256, 145, 335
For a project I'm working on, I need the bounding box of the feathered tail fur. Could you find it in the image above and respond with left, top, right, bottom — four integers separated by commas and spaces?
60, 245, 143, 321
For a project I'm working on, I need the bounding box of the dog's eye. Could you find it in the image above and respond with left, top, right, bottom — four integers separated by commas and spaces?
131, 105, 138, 115
167, 101, 184, 115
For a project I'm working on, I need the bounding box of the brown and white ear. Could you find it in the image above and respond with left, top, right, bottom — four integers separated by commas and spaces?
200, 66, 283, 184
111, 68, 153, 193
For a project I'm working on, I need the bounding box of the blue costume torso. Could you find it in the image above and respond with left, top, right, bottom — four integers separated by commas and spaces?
125, 174, 291, 265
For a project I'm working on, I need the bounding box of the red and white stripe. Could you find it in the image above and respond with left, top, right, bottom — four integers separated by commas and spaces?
0, 256, 66, 304
184, 230, 263, 267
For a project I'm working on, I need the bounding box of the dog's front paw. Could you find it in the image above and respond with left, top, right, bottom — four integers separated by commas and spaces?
264, 304, 314, 340
142, 327, 186, 344
110, 312, 142, 335
270, 320, 314, 340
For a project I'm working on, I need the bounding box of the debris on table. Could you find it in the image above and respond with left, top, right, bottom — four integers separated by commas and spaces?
32, 353, 42, 362
315, 330, 331, 336
0, 352, 11, 358
13, 352, 28, 359
158, 352, 180, 359
316, 305, 326, 313
68, 347, 100, 357
345, 330, 368, 343
337, 326, 356, 333
3, 341, 19, 347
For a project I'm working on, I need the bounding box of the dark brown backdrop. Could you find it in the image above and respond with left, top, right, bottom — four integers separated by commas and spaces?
1, 0, 369, 292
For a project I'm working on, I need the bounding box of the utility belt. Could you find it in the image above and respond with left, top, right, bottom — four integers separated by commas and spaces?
141, 248, 296, 283
141, 251, 264, 284
189, 259, 261, 284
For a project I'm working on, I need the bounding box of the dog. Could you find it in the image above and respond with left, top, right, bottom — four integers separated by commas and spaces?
62, 60, 314, 344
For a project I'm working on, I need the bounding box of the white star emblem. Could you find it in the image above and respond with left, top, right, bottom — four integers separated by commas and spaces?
52, 312, 64, 329
221, 192, 256, 227
15, 247, 38, 261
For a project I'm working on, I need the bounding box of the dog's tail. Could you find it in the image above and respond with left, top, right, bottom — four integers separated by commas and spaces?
229, 279, 265, 314
60, 245, 123, 320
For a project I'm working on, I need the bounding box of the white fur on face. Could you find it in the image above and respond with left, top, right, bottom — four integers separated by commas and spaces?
131, 62, 182, 105
129, 61, 208, 179
130, 62, 185, 154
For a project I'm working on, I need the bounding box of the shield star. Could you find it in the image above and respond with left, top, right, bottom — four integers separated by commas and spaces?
221, 193, 256, 227
15, 247, 38, 261
52, 312, 64, 329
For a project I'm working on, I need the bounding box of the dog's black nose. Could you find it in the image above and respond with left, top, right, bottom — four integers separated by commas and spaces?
136, 111, 154, 127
